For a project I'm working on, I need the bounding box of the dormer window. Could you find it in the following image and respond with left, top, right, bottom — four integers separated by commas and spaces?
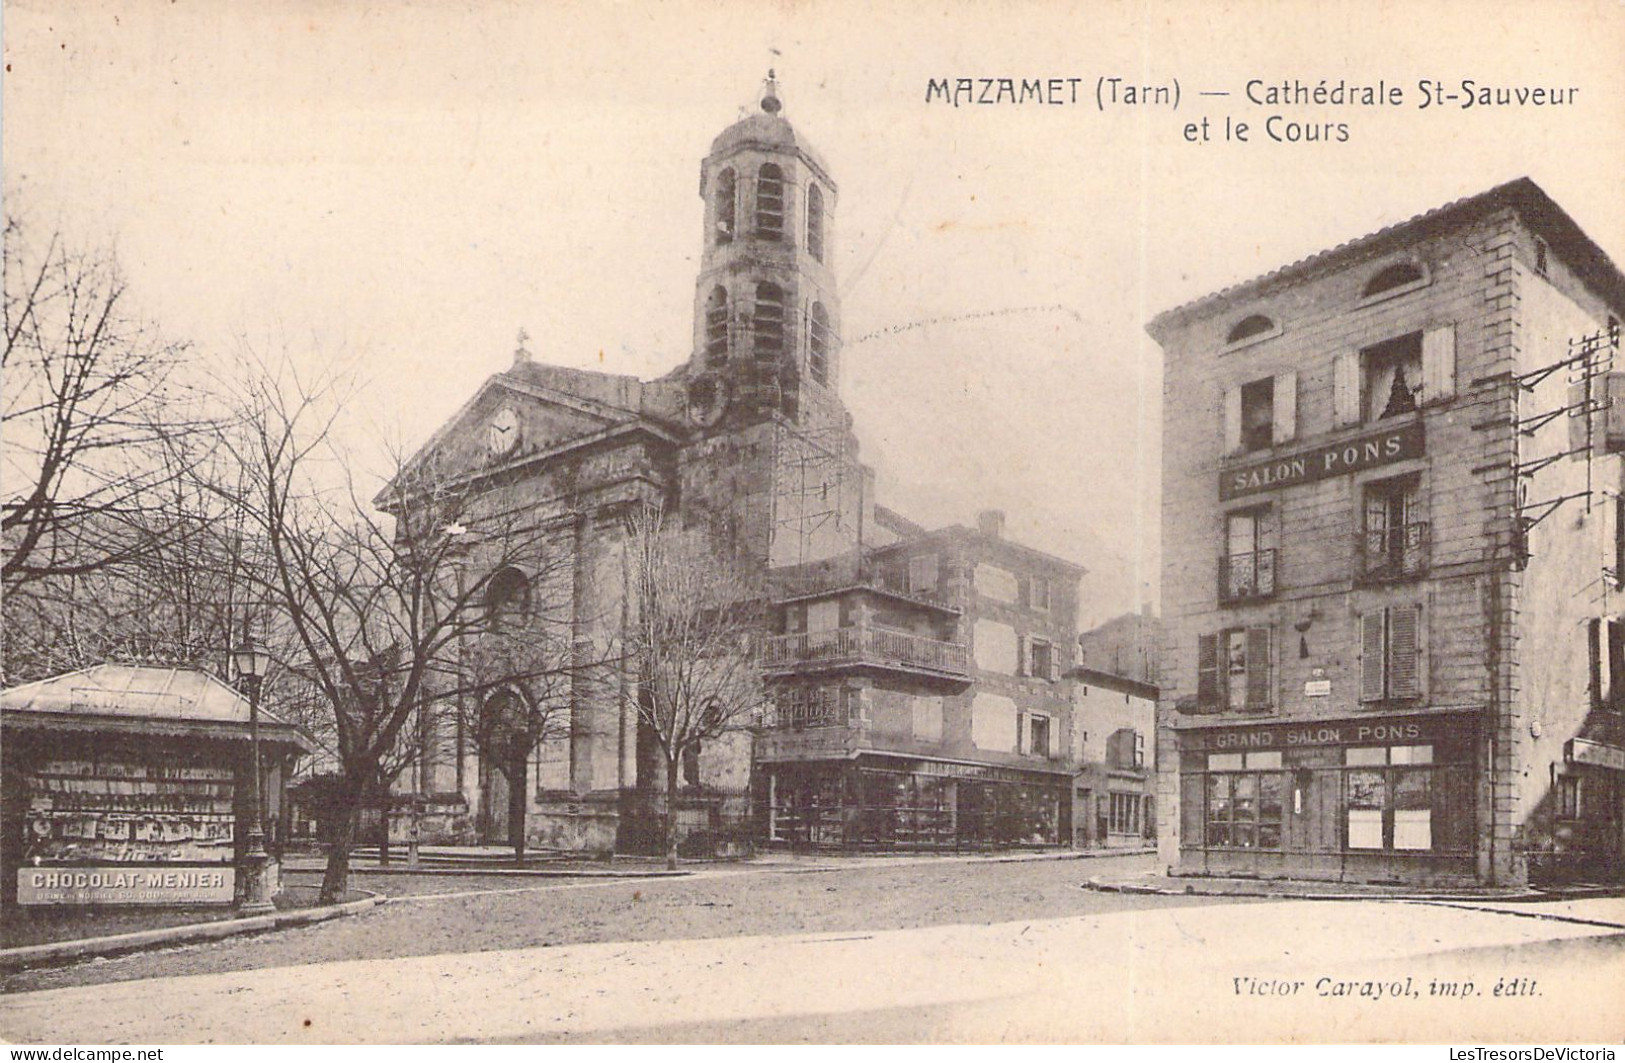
756, 164, 785, 241
1226, 314, 1275, 346
714, 168, 736, 246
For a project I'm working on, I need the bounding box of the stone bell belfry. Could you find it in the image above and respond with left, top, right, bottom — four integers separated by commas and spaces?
678, 72, 868, 571
687, 71, 844, 435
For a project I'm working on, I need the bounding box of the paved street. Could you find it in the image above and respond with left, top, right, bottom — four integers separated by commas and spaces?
2, 855, 1623, 1043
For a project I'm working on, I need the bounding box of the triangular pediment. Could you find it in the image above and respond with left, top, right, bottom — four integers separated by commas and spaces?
390, 375, 633, 492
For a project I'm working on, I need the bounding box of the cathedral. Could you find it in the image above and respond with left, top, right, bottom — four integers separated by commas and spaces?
393, 74, 1088, 854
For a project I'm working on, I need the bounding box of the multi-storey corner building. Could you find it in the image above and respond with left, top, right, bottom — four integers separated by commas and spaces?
1149, 178, 1625, 887
383, 75, 1088, 854
759, 509, 1082, 849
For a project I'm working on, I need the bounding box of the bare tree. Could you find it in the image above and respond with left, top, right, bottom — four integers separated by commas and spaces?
623, 505, 767, 869
213, 353, 609, 901
1, 426, 245, 683
2, 213, 210, 593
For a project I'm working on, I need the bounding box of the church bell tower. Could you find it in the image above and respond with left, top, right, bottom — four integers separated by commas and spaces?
684, 73, 845, 435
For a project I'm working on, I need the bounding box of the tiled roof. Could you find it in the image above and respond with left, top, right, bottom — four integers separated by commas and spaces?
1148, 177, 1625, 338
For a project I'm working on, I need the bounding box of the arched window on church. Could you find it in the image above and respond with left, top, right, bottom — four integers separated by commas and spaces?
714, 168, 736, 246
809, 302, 831, 385
753, 283, 785, 361
756, 164, 784, 241
806, 182, 825, 262
484, 566, 531, 628
705, 286, 729, 365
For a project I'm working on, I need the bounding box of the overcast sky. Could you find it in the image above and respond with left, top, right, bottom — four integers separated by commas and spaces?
6, 0, 1624, 628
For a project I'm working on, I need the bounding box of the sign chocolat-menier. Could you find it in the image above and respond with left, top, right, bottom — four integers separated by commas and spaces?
1220, 421, 1424, 500
17, 867, 236, 906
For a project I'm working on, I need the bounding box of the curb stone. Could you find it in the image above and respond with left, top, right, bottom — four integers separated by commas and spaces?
1081, 876, 1550, 903
0, 891, 387, 973
282, 864, 692, 879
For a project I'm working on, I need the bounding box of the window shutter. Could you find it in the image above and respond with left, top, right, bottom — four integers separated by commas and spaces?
1608, 620, 1625, 712
1016, 711, 1028, 754
1607, 373, 1625, 453
1389, 604, 1421, 699
1589, 618, 1603, 713
1334, 351, 1361, 426
1244, 626, 1271, 709
1016, 635, 1028, 677
1569, 378, 1592, 456
1222, 387, 1242, 454
1616, 497, 1625, 591
1272, 370, 1298, 444
1360, 611, 1387, 702
1421, 324, 1457, 404
1197, 634, 1219, 710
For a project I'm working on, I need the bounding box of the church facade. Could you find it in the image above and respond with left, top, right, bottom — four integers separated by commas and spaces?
392, 76, 1086, 854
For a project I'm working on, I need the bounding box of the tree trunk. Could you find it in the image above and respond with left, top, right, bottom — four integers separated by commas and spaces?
378, 799, 391, 866
664, 754, 680, 871
319, 805, 359, 905
507, 753, 527, 865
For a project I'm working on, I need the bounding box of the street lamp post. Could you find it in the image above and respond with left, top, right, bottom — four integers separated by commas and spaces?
233, 637, 276, 915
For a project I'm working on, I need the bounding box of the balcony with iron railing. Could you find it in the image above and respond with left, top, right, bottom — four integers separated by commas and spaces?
1218, 548, 1277, 605
760, 625, 971, 684
1356, 522, 1430, 583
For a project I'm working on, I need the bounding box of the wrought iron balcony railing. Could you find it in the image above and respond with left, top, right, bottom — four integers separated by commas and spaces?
761, 625, 970, 679
768, 698, 850, 730
1218, 548, 1277, 604
1356, 522, 1430, 582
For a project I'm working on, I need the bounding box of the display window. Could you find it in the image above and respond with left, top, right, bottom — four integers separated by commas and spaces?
1182, 724, 1473, 859
1203, 750, 1284, 849
1340, 743, 1471, 853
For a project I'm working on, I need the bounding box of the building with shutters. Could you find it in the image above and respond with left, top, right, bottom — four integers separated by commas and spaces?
761, 508, 1083, 850
381, 73, 1089, 854
1068, 666, 1157, 849
1149, 178, 1625, 887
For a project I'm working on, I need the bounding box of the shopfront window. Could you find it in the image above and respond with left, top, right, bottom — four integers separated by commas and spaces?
769, 767, 847, 847
1109, 792, 1141, 835
1204, 751, 1283, 849
1344, 744, 1441, 851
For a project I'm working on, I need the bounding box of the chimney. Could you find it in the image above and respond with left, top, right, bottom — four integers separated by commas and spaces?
976, 509, 1005, 540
